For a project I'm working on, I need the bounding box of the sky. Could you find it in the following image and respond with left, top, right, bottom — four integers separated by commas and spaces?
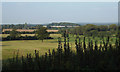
1, 0, 119, 2
2, 2, 118, 24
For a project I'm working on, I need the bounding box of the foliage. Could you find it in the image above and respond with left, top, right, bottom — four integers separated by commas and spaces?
1, 22, 79, 30
47, 22, 80, 26
35, 27, 49, 42
2, 24, 118, 37
63, 24, 118, 37
2, 35, 53, 41
10, 29, 21, 39
2, 23, 43, 29
2, 31, 36, 34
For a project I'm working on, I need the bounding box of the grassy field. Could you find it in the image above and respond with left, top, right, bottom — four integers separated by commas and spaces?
1, 34, 62, 60
2, 39, 58, 60
1, 34, 117, 60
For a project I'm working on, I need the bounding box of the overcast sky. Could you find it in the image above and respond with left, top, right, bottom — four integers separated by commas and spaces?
2, 2, 118, 24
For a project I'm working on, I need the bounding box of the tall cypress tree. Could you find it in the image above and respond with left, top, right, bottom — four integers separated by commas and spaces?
99, 41, 102, 51
88, 38, 91, 50
115, 37, 118, 49
95, 41, 98, 51
75, 37, 78, 54
83, 37, 86, 51
90, 40, 93, 51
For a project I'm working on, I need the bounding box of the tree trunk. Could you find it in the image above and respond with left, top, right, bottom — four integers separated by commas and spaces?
42, 40, 43, 42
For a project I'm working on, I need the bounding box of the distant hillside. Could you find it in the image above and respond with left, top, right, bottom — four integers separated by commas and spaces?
47, 22, 80, 26
76, 22, 118, 25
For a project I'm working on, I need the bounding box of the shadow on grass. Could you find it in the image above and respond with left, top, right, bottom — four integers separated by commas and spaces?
0, 45, 10, 46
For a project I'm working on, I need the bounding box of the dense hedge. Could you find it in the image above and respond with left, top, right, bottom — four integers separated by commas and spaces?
2, 36, 53, 41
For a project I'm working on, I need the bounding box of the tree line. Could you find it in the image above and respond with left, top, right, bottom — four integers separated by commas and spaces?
60, 24, 118, 37
2, 31, 36, 34
2, 27, 52, 41
2, 23, 43, 29
2, 22, 80, 30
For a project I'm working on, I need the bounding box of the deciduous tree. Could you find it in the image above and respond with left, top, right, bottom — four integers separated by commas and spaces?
35, 27, 49, 42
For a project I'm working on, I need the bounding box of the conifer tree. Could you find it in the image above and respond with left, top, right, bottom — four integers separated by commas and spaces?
83, 37, 86, 51
75, 37, 78, 53
99, 41, 102, 51
115, 37, 118, 49
88, 38, 91, 50
95, 41, 98, 51
90, 40, 93, 51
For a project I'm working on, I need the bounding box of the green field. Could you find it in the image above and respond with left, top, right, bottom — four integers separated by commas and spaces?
1, 34, 62, 60
1, 34, 117, 60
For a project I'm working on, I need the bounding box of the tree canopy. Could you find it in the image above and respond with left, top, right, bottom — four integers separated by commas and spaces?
10, 29, 21, 39
35, 27, 49, 42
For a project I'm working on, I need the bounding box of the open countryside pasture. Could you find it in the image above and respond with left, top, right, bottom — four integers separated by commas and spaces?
2, 2, 120, 71
2, 34, 117, 60
2, 34, 62, 60
2, 39, 58, 60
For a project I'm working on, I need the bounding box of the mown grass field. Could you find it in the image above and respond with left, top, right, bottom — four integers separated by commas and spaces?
1, 34, 62, 60
1, 34, 117, 60
1, 34, 76, 60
